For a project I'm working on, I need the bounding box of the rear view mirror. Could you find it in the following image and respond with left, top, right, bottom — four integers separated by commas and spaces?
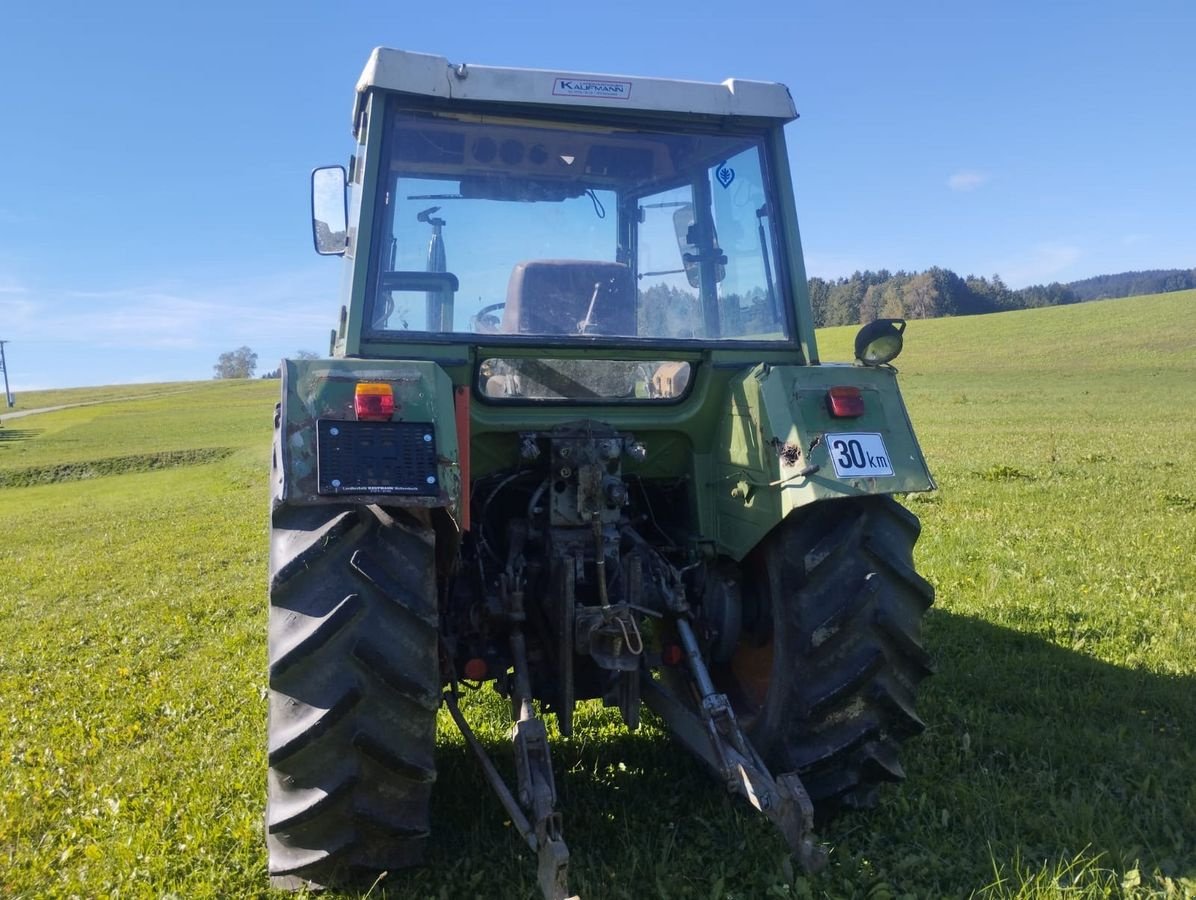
673, 203, 725, 288
311, 166, 347, 255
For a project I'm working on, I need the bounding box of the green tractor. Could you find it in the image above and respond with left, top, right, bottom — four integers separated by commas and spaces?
268, 48, 935, 899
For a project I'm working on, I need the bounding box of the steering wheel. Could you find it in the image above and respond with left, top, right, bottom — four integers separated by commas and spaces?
471, 302, 506, 333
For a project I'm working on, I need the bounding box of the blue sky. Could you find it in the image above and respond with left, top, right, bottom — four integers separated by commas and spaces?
2, 0, 1193, 390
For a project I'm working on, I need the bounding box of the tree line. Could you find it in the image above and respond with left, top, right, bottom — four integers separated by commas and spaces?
1064, 268, 1196, 301
808, 267, 1196, 327
210, 266, 1193, 376
213, 347, 318, 379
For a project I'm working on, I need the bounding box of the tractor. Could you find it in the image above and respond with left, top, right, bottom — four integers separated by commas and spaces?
268, 47, 935, 899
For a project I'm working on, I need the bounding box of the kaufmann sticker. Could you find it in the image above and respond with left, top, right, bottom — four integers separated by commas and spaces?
553, 77, 632, 100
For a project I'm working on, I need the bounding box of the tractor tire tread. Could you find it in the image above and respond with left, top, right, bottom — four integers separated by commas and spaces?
267, 503, 438, 890
754, 495, 933, 815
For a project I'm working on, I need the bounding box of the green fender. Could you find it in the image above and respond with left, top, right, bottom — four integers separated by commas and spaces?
713, 363, 934, 560
271, 357, 462, 518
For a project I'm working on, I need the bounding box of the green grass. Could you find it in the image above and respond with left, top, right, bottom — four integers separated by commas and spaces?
2, 294, 1195, 898
1, 380, 209, 415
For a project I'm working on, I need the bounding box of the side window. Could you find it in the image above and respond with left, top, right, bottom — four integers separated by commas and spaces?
708, 148, 785, 339
635, 186, 704, 339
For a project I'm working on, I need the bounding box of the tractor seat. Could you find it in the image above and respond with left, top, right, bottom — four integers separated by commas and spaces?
502, 260, 636, 336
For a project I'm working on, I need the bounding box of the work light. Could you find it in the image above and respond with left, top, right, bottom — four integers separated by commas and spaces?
854, 318, 906, 366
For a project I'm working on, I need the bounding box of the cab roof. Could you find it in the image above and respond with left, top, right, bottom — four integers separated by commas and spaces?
353, 48, 797, 135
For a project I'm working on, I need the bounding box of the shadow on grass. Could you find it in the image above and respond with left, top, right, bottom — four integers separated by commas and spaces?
338, 610, 1194, 899
376, 720, 760, 900
0, 427, 43, 443
892, 608, 1195, 893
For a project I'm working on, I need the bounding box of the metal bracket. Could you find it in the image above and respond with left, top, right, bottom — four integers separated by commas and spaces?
512, 716, 556, 815
512, 715, 578, 900
444, 688, 580, 900
509, 574, 581, 900
642, 617, 828, 873
554, 554, 575, 737
535, 814, 575, 900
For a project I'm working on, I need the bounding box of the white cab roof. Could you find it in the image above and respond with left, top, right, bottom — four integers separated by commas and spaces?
354, 48, 797, 132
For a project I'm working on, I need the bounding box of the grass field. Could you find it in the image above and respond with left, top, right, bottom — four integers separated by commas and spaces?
2, 291, 1194, 899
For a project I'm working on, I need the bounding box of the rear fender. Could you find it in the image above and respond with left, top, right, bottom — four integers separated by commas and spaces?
714, 364, 933, 559
271, 357, 461, 518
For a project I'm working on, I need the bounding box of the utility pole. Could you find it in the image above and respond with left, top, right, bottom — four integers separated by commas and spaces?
0, 340, 13, 407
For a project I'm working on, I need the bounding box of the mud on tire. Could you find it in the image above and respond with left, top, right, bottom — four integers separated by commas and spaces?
266, 503, 440, 889
720, 496, 934, 816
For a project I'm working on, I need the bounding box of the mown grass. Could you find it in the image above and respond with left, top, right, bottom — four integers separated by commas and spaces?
0, 382, 275, 897
2, 293, 1194, 898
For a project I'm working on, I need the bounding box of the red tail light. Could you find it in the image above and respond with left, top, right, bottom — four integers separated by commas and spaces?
826, 386, 864, 417
354, 382, 395, 421
463, 657, 488, 681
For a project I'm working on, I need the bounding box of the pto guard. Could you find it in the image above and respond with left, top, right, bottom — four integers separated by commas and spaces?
271, 357, 461, 517
714, 363, 934, 560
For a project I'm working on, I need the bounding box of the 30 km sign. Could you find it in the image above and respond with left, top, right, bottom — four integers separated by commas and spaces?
826, 432, 894, 478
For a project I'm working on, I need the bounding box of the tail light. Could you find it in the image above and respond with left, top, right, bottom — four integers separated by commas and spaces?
354, 382, 395, 421
826, 386, 864, 418
463, 658, 488, 680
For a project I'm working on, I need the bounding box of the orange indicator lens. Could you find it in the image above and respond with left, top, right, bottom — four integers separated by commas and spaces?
354, 382, 395, 421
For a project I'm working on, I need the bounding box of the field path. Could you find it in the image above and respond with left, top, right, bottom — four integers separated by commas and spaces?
0, 387, 201, 424
0, 403, 82, 422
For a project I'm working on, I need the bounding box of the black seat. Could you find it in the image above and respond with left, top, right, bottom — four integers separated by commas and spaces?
502, 260, 636, 336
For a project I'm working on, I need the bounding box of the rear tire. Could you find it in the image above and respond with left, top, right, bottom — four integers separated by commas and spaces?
266, 503, 440, 889
716, 496, 934, 815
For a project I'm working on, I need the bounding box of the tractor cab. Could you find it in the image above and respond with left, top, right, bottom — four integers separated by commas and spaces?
312, 49, 814, 374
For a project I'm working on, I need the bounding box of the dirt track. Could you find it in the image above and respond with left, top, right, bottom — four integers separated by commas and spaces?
0, 403, 80, 423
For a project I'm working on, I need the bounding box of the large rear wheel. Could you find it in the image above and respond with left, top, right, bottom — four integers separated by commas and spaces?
714, 496, 934, 815
266, 503, 440, 888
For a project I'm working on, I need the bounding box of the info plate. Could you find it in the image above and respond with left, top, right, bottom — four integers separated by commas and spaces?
825, 432, 894, 478
316, 419, 439, 496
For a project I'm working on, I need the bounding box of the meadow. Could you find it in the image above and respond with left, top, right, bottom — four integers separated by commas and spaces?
1, 291, 1193, 898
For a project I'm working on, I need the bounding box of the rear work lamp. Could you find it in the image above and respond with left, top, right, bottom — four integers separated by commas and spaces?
854, 318, 906, 366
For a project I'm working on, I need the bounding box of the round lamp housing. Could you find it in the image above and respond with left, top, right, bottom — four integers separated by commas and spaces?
854, 318, 906, 366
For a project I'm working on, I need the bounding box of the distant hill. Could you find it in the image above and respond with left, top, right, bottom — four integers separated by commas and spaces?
808, 266, 1195, 327
814, 288, 1196, 374
1063, 268, 1196, 301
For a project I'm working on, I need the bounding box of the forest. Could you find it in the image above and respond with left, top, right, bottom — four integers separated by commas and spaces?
806, 266, 1196, 327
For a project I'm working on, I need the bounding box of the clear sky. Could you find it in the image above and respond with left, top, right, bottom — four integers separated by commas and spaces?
2, 0, 1193, 390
